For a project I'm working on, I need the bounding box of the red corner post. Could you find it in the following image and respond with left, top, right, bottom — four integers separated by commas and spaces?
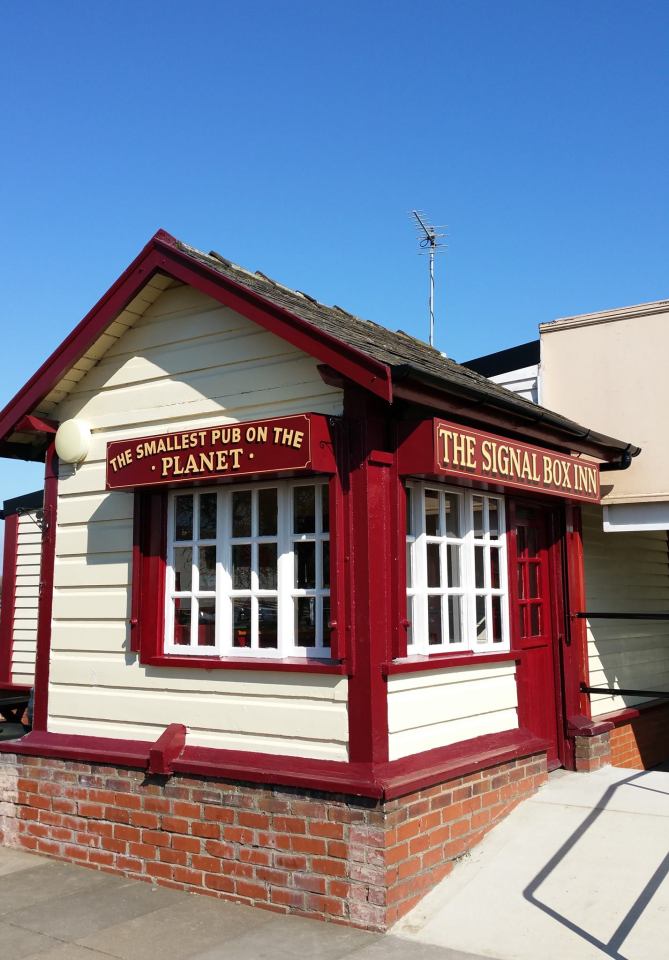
343, 390, 391, 767
32, 442, 59, 732
0, 512, 19, 683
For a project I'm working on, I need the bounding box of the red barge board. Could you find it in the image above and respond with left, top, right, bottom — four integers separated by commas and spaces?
106, 413, 337, 490
398, 417, 601, 503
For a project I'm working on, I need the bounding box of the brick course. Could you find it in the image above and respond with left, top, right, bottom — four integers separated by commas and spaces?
0, 751, 547, 931
609, 703, 669, 769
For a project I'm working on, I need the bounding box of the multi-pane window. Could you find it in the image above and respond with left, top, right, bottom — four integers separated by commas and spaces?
165, 481, 331, 658
406, 482, 509, 654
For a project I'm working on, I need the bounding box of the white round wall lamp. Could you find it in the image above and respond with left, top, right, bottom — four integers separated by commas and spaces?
55, 419, 91, 464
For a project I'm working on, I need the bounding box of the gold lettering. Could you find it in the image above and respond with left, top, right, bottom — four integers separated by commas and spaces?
230, 447, 243, 469
509, 447, 521, 479
531, 453, 540, 482
161, 456, 173, 477
543, 455, 553, 486
437, 428, 453, 465
481, 440, 493, 472
257, 425, 268, 442
520, 452, 533, 480
498, 445, 510, 476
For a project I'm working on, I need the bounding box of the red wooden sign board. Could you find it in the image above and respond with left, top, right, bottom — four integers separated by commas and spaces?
397, 417, 600, 504
106, 414, 337, 490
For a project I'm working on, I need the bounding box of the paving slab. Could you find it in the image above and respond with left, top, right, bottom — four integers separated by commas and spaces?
0, 919, 62, 959
394, 767, 669, 960
0, 860, 115, 916
0, 847, 51, 878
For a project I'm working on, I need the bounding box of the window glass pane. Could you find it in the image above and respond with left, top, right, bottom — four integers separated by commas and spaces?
490, 547, 500, 590
321, 485, 330, 534
258, 488, 277, 536
295, 541, 316, 589
406, 596, 413, 647
428, 596, 442, 645
475, 546, 485, 589
491, 596, 503, 642
518, 563, 525, 599
232, 598, 251, 647
406, 543, 412, 589
199, 493, 217, 540
530, 603, 541, 636
427, 543, 441, 588
175, 495, 193, 541
295, 597, 316, 646
173, 547, 192, 592
197, 600, 216, 646
527, 526, 539, 558
488, 500, 500, 538
198, 546, 217, 592
258, 542, 277, 589
476, 596, 487, 642
424, 490, 440, 536
444, 493, 460, 537
322, 596, 331, 649
232, 490, 252, 537
173, 598, 191, 645
528, 563, 539, 599
448, 596, 462, 643
258, 598, 278, 648
405, 487, 413, 536
232, 544, 251, 589
322, 542, 330, 590
473, 496, 484, 538
294, 486, 315, 534
447, 545, 461, 588
517, 525, 526, 556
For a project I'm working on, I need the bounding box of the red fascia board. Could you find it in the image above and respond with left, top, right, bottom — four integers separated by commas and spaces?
141, 654, 348, 674
0, 230, 392, 445
383, 650, 521, 675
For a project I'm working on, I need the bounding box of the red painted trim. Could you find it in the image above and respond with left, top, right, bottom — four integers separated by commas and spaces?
141, 654, 348, 674
565, 503, 590, 719
0, 514, 19, 683
0, 682, 31, 693
0, 726, 547, 802
148, 723, 186, 775
32, 443, 58, 732
390, 446, 407, 660
567, 715, 614, 738
0, 231, 392, 449
597, 698, 669, 727
383, 650, 521, 675
376, 728, 548, 800
15, 415, 58, 434
134, 490, 167, 662
328, 421, 347, 661
344, 391, 391, 765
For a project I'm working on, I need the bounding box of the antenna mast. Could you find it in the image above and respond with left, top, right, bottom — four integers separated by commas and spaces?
411, 210, 446, 348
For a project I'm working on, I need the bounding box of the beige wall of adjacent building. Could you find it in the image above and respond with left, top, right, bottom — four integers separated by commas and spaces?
540, 300, 669, 505
46, 282, 348, 760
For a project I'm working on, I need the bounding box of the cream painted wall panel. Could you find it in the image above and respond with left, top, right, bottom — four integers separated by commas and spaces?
583, 505, 669, 715
47, 283, 346, 757
387, 664, 518, 761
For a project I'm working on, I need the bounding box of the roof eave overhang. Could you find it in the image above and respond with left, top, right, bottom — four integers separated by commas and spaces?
392, 366, 641, 465
0, 230, 393, 457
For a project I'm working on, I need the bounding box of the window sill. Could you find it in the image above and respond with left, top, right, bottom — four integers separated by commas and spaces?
140, 653, 348, 674
383, 649, 521, 675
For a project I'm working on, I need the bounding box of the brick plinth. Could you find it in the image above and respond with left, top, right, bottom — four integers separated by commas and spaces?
0, 751, 547, 930
609, 702, 669, 770
574, 732, 611, 772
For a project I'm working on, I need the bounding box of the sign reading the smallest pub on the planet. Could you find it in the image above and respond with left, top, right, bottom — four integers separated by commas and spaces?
433, 418, 600, 503
105, 414, 326, 490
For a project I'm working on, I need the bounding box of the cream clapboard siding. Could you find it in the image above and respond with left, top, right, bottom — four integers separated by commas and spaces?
583, 504, 669, 716
11, 511, 42, 686
48, 283, 347, 760
387, 663, 518, 761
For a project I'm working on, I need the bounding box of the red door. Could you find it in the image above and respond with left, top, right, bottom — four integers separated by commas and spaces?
509, 499, 566, 769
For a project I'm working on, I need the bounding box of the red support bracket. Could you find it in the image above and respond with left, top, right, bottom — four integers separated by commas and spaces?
15, 415, 58, 434
148, 723, 187, 775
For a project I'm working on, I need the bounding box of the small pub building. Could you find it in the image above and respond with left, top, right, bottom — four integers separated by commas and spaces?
0, 231, 638, 929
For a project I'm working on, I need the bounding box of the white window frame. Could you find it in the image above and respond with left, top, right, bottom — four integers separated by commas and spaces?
164, 479, 331, 659
406, 481, 510, 655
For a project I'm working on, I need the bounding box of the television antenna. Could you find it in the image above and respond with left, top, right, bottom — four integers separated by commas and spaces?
411, 210, 447, 348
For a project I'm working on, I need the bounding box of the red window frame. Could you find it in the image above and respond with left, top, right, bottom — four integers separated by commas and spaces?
130, 474, 347, 674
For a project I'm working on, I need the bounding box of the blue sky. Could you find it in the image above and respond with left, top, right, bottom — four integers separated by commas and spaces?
1, 0, 668, 510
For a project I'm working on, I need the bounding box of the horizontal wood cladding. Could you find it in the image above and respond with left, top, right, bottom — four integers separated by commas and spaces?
46, 283, 346, 759
10, 512, 42, 685
387, 663, 519, 761
582, 505, 669, 716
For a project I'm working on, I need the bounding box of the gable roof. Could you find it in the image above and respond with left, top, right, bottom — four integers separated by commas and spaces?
0, 230, 639, 464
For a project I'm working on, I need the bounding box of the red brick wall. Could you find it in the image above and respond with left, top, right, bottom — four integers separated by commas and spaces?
610, 703, 669, 769
574, 732, 611, 772
0, 750, 547, 931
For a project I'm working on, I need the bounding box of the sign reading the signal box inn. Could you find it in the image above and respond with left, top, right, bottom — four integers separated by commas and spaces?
106, 414, 336, 490
398, 417, 600, 503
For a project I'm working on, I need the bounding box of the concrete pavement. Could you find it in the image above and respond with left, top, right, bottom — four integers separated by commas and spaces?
0, 845, 489, 960
393, 765, 669, 960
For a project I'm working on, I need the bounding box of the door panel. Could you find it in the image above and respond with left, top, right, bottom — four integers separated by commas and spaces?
509, 500, 565, 768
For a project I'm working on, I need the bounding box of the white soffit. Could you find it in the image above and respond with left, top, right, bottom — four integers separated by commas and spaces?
603, 502, 669, 533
